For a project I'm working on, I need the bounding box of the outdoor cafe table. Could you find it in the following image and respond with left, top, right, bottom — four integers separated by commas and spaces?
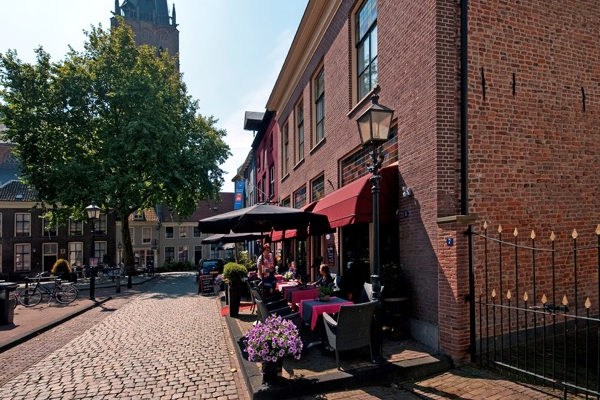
275, 281, 297, 295
300, 297, 353, 330
290, 287, 319, 309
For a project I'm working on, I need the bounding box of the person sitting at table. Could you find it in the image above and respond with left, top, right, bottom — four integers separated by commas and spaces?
313, 264, 334, 288
256, 244, 274, 279
287, 261, 297, 278
262, 264, 278, 295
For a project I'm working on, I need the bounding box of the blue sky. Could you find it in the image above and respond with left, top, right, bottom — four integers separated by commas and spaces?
0, 0, 308, 191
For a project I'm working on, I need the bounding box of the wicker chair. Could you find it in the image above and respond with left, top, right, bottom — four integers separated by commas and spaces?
322, 301, 377, 369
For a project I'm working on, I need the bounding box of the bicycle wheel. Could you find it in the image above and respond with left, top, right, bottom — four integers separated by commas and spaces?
55, 285, 78, 304
17, 287, 42, 307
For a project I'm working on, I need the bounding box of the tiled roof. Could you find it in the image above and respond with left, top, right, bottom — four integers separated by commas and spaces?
159, 192, 236, 223
0, 180, 37, 202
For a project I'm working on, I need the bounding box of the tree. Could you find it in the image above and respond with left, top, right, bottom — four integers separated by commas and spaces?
0, 20, 230, 271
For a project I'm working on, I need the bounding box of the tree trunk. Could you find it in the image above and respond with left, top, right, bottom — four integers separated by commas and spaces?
118, 210, 136, 275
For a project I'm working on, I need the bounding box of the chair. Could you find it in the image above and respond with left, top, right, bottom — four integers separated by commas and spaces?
322, 301, 377, 369
359, 282, 384, 303
255, 298, 301, 330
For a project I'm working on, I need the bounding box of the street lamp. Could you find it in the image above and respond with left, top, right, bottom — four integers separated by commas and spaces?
85, 200, 101, 300
356, 92, 394, 300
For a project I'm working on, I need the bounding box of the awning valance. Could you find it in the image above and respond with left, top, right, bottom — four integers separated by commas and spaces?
311, 163, 398, 229
270, 202, 318, 242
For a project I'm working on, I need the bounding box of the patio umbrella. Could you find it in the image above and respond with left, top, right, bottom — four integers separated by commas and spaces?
198, 203, 331, 234
202, 231, 268, 244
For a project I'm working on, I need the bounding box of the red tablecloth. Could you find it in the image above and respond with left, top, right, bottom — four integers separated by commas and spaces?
300, 297, 353, 330
275, 275, 284, 282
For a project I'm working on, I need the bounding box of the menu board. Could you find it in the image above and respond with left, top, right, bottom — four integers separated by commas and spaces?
199, 274, 214, 296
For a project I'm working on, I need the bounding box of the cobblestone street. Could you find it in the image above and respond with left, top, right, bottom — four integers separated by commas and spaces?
0, 273, 249, 400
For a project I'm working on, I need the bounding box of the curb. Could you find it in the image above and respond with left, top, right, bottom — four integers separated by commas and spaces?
0, 297, 112, 354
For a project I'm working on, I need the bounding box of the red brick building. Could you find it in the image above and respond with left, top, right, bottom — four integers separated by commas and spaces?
245, 0, 600, 367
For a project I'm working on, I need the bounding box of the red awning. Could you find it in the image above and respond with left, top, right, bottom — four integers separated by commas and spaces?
311, 164, 398, 229
270, 202, 318, 242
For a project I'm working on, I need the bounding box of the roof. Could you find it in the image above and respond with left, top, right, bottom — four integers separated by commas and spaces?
0, 180, 37, 202
244, 111, 265, 131
159, 192, 236, 223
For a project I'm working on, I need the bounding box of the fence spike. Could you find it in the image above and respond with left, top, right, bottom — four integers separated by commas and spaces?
541, 293, 547, 304
562, 295, 569, 306
513, 227, 518, 237
523, 291, 528, 301
585, 297, 591, 309
483, 221, 488, 230
550, 231, 556, 241
507, 290, 512, 300
596, 224, 600, 235
491, 289, 496, 298
498, 224, 503, 233
572, 228, 578, 239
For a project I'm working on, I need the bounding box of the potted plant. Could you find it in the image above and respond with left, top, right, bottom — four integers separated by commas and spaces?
283, 270, 294, 281
318, 285, 333, 302
243, 314, 303, 382
51, 259, 72, 281
223, 262, 247, 317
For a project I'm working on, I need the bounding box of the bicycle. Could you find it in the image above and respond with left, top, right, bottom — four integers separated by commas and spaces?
16, 274, 79, 306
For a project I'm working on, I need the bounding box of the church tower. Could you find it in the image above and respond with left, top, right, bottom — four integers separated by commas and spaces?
111, 0, 179, 65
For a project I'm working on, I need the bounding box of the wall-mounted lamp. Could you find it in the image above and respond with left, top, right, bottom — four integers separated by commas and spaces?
402, 186, 414, 198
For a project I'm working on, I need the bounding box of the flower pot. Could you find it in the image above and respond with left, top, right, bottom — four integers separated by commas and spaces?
229, 280, 243, 317
262, 357, 283, 382
318, 295, 330, 302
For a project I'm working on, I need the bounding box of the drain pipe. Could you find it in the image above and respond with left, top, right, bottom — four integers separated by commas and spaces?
459, 0, 476, 361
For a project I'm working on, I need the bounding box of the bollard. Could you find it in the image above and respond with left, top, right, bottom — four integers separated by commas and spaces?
116, 275, 121, 293
127, 274, 132, 289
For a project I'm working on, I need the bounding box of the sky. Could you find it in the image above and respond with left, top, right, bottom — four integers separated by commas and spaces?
0, 0, 308, 191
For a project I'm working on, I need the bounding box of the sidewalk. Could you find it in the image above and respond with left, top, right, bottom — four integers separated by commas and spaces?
0, 274, 155, 352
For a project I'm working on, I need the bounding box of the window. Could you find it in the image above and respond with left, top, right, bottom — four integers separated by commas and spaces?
179, 226, 187, 238
262, 175, 266, 201
193, 226, 201, 238
311, 175, 325, 202
281, 197, 291, 208
130, 228, 135, 245
142, 227, 152, 244
164, 246, 175, 262
69, 218, 83, 236
0, 213, 2, 238
42, 217, 57, 238
269, 165, 275, 197
257, 153, 261, 171
314, 68, 325, 143
0, 244, 2, 272
294, 185, 307, 209
94, 241, 107, 260
95, 213, 107, 235
133, 210, 145, 220
296, 101, 304, 162
15, 244, 31, 272
69, 242, 83, 266
282, 122, 289, 175
257, 182, 262, 203
356, 0, 378, 100
165, 226, 174, 238
178, 245, 189, 262
15, 213, 31, 237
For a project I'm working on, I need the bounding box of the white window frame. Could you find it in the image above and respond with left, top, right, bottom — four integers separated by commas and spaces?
15, 243, 31, 272
15, 213, 31, 237
179, 226, 188, 238
69, 242, 83, 267
142, 227, 152, 244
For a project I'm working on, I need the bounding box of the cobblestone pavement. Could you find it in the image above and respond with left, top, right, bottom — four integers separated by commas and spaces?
0, 272, 249, 400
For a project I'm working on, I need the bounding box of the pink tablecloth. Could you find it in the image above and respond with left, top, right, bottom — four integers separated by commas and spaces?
275, 281, 297, 295
290, 288, 319, 307
275, 275, 284, 282
300, 297, 353, 330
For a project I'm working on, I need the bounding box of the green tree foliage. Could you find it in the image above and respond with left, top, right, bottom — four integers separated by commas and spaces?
0, 19, 230, 270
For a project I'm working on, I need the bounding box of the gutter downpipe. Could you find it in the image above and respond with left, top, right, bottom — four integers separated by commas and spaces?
460, 0, 476, 361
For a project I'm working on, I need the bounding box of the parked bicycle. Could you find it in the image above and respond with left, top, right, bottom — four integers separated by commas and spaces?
15, 274, 79, 307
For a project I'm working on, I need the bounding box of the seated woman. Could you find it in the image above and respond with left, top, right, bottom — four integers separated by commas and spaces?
313, 264, 334, 288
287, 261, 297, 279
